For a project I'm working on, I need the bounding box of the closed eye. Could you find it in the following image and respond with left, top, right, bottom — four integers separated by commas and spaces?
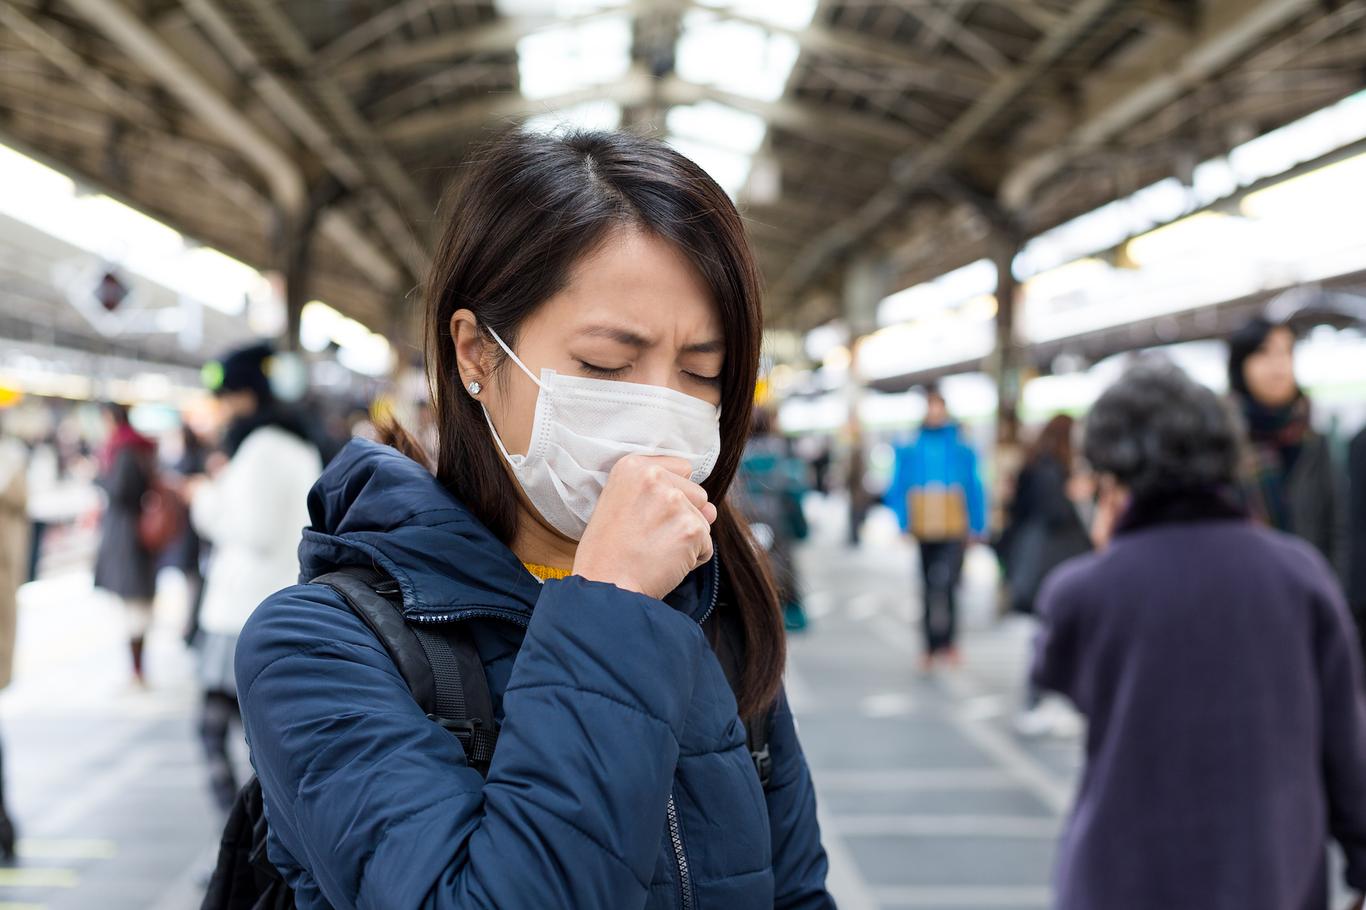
577, 360, 628, 378
685, 371, 722, 386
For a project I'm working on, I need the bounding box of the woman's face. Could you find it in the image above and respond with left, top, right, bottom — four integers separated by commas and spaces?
456, 228, 724, 459
1242, 326, 1297, 408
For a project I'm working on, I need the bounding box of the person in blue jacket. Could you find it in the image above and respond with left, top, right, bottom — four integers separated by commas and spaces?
234, 129, 834, 909
883, 387, 986, 670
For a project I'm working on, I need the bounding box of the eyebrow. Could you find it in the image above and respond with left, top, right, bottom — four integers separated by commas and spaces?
577, 325, 723, 355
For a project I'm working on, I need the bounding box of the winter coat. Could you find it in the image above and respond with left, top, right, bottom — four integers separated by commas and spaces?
235, 439, 833, 910
1277, 431, 1346, 576
1347, 427, 1366, 652
0, 438, 28, 690
1032, 490, 1366, 910
93, 430, 156, 601
883, 423, 986, 541
192, 424, 321, 638
999, 456, 1090, 615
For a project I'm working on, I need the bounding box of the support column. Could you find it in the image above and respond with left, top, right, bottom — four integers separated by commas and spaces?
841, 254, 891, 546
990, 228, 1025, 450
273, 179, 345, 351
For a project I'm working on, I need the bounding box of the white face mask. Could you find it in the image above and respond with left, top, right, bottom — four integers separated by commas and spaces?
481, 326, 723, 541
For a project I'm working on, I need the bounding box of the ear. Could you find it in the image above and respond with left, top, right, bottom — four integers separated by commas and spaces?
450, 309, 492, 394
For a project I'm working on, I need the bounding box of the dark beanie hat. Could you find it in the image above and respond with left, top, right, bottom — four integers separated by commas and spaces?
205, 342, 274, 400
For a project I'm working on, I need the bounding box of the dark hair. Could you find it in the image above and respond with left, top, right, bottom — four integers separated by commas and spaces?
1227, 317, 1292, 399
403, 128, 783, 718
1084, 362, 1240, 500
1027, 414, 1074, 473
104, 401, 130, 426
922, 384, 944, 403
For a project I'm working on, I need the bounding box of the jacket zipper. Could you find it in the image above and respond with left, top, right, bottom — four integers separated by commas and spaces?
696, 553, 721, 626
667, 793, 694, 910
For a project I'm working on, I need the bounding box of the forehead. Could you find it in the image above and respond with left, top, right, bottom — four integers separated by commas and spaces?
539, 229, 720, 338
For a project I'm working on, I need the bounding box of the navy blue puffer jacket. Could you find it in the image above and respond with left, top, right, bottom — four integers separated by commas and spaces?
235, 439, 834, 909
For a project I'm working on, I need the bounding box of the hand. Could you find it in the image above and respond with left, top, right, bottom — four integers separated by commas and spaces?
573, 455, 717, 600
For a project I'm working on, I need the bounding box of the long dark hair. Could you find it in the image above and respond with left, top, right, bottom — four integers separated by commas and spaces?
1027, 414, 1074, 475
399, 128, 783, 718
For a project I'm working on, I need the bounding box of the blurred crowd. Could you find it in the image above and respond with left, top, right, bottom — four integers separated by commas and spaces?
2, 310, 1366, 905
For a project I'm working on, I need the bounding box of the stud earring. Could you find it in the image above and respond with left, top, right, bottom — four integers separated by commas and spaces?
467, 381, 482, 395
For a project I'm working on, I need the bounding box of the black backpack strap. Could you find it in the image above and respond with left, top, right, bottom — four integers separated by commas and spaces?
409, 626, 499, 771
709, 593, 778, 792
312, 566, 498, 775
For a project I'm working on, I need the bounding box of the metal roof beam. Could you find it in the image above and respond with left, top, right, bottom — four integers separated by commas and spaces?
55, 0, 403, 292
1000, 0, 1327, 209
380, 71, 928, 151
770, 0, 1125, 303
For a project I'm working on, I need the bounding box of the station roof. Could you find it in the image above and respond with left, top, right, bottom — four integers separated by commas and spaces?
2, 0, 1364, 335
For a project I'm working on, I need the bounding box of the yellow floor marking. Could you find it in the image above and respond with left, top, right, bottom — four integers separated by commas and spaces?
0, 868, 77, 888
15, 839, 117, 861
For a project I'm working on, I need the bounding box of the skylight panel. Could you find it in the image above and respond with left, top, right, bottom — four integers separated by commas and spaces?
494, 0, 627, 17
666, 102, 767, 155
515, 15, 631, 100
676, 10, 800, 102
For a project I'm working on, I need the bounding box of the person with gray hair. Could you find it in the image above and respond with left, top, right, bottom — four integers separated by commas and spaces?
1033, 362, 1366, 910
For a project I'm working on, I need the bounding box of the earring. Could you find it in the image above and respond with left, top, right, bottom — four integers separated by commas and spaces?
467, 381, 482, 395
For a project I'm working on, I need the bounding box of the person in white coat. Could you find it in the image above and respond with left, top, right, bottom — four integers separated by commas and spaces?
190, 344, 322, 811
0, 421, 28, 859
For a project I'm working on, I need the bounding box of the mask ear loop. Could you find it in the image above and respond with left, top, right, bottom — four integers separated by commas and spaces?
479, 325, 542, 465
485, 326, 543, 389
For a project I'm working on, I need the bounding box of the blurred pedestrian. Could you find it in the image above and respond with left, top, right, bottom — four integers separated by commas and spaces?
0, 423, 27, 860
189, 343, 322, 812
739, 408, 810, 631
1229, 317, 1345, 572
1349, 427, 1366, 659
999, 414, 1092, 731
93, 402, 157, 686
24, 434, 58, 583
999, 415, 1090, 618
171, 424, 209, 646
1034, 363, 1366, 910
884, 386, 986, 670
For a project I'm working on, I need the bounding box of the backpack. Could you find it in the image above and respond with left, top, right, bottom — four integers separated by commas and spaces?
202, 565, 773, 910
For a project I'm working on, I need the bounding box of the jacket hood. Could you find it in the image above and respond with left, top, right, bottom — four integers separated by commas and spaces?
298, 438, 717, 623
917, 422, 960, 442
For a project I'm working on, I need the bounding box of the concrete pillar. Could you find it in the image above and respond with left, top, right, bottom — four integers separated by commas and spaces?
990, 228, 1025, 449
841, 254, 891, 545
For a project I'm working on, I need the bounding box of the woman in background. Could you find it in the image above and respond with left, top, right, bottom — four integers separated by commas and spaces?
1228, 317, 1345, 573
93, 403, 157, 686
1033, 363, 1366, 910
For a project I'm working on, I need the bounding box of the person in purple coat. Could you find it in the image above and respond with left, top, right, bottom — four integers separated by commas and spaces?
1033, 362, 1366, 910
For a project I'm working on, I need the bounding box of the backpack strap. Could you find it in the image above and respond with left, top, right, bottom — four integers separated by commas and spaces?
408, 626, 499, 771
710, 594, 778, 792
311, 566, 498, 775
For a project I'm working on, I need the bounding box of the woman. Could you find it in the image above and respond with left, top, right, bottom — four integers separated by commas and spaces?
236, 130, 832, 909
1033, 363, 1366, 910
93, 402, 157, 685
0, 425, 27, 859
189, 343, 322, 813
1228, 317, 1345, 572
1000, 414, 1090, 618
